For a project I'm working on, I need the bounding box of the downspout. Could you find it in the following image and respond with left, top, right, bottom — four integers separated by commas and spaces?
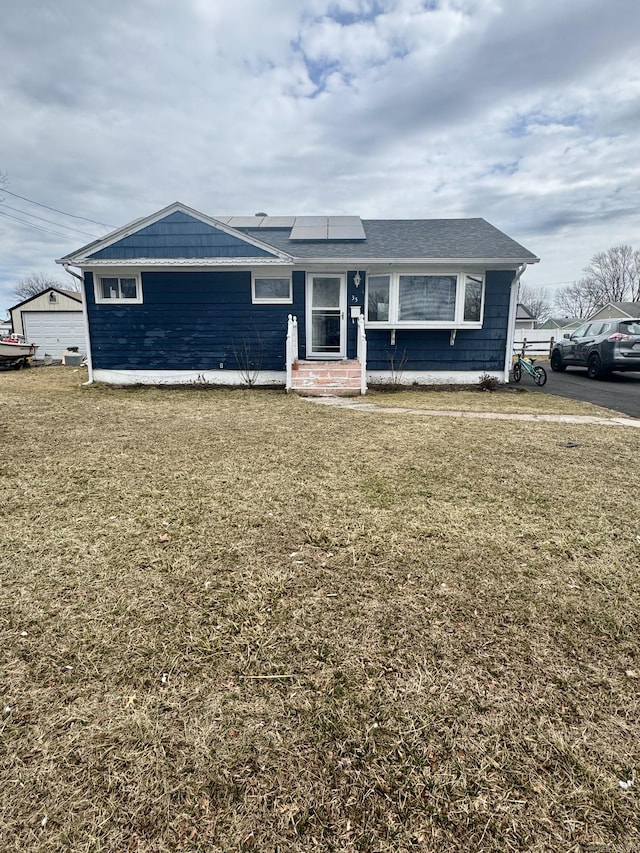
64, 264, 94, 384
504, 263, 528, 383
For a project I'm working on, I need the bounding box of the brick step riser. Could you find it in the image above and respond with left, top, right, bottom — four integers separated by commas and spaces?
290, 360, 364, 396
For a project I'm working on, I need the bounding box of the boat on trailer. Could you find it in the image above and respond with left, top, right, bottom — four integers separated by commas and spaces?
0, 336, 38, 368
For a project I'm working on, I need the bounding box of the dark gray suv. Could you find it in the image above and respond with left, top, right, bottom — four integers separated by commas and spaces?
550, 318, 640, 379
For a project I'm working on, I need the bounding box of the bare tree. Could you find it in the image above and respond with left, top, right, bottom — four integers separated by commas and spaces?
518, 282, 552, 323
556, 244, 640, 317
11, 272, 77, 302
554, 280, 601, 319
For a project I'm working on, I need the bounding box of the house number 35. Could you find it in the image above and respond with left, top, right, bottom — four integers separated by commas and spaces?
351, 295, 359, 303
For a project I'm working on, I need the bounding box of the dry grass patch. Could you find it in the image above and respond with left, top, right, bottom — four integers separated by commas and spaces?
1, 366, 639, 851
367, 386, 620, 417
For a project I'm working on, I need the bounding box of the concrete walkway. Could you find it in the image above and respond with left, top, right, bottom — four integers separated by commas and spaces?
304, 396, 640, 428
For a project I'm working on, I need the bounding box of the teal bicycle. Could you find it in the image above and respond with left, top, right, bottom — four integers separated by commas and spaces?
513, 345, 547, 386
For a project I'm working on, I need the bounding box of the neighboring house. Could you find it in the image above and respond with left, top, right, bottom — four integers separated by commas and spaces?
9, 288, 86, 361
538, 317, 583, 331
515, 303, 536, 329
56, 202, 539, 391
588, 302, 640, 322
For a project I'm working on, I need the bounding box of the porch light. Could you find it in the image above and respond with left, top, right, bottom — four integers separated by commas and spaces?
353, 271, 361, 288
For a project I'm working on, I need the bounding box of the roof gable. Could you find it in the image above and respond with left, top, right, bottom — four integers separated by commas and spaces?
9, 287, 82, 312
58, 203, 289, 264
89, 210, 280, 261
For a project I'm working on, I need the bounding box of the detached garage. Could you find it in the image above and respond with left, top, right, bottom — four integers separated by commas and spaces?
9, 288, 86, 361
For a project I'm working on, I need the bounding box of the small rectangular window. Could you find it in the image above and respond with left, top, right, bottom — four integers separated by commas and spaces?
252, 277, 292, 303
367, 275, 390, 322
95, 275, 142, 304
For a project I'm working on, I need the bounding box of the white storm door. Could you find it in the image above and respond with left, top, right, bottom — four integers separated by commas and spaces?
306, 274, 346, 358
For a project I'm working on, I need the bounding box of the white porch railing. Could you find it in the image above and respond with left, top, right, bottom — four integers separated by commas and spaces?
285, 314, 298, 391
356, 312, 367, 395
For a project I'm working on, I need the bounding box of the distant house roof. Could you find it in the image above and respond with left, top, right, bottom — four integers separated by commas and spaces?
611, 302, 640, 315
57, 202, 540, 267
593, 301, 640, 318
9, 287, 82, 312
516, 304, 535, 320
539, 316, 583, 329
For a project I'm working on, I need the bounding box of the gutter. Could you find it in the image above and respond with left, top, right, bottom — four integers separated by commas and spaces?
504, 263, 528, 382
63, 264, 94, 385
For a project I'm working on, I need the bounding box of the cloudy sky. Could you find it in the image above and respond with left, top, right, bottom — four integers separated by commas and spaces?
1, 0, 639, 314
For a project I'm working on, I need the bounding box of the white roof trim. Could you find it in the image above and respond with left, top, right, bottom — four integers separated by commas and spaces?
56, 201, 293, 264
67, 255, 539, 269
290, 257, 540, 265
75, 257, 293, 268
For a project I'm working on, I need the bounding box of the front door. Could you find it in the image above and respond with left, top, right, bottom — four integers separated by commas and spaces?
306, 274, 346, 358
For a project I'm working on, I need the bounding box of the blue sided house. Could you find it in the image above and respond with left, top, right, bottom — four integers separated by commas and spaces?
56, 202, 539, 394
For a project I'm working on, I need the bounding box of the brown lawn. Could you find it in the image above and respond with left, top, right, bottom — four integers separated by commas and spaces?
1, 367, 639, 851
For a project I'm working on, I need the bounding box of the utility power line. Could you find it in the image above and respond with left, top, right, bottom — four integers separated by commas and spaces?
0, 210, 94, 241
0, 187, 114, 228
0, 203, 99, 239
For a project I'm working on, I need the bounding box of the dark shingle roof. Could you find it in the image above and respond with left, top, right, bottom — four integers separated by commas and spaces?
242, 218, 537, 261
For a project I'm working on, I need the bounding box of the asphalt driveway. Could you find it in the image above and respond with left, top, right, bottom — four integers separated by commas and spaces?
517, 366, 640, 418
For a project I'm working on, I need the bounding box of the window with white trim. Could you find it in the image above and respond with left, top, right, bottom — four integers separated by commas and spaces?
252, 275, 292, 304
95, 275, 142, 304
366, 272, 485, 327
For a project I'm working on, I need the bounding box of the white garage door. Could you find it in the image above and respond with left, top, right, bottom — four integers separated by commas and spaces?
22, 312, 87, 361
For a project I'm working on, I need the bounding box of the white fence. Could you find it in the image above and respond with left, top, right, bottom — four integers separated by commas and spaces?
512, 329, 562, 357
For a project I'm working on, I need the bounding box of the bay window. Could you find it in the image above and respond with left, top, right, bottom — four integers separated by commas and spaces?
366, 272, 485, 327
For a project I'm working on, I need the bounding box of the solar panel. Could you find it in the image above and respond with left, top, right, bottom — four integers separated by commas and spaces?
290, 216, 366, 240
289, 226, 328, 240
215, 214, 366, 240
293, 216, 328, 227
328, 217, 366, 239
260, 217, 296, 228
227, 216, 265, 227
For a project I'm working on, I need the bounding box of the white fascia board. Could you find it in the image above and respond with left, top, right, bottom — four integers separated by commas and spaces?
296, 257, 539, 266
56, 201, 293, 265
73, 257, 535, 270
75, 258, 294, 269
